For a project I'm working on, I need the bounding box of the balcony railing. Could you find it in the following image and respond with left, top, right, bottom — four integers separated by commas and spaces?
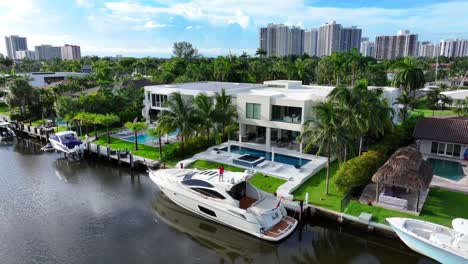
271, 115, 301, 124
151, 102, 166, 108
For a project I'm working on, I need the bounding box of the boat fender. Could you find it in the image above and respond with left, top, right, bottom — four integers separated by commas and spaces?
260, 228, 265, 234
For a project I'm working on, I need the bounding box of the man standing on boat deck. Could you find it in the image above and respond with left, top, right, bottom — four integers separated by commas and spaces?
218, 165, 225, 182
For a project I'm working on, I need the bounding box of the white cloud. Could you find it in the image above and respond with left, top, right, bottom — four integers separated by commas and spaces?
185, 25, 193, 30
145, 21, 168, 29
75, 0, 94, 8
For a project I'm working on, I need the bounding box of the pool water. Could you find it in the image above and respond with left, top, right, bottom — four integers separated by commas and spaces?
427, 158, 465, 181
222, 145, 310, 167
123, 129, 179, 143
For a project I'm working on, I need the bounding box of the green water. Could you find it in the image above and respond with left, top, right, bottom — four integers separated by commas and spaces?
428, 158, 465, 181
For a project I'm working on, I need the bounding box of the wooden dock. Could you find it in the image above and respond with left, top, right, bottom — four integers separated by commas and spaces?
13, 123, 52, 141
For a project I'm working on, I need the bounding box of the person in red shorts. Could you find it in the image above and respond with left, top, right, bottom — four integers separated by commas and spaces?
218, 165, 225, 182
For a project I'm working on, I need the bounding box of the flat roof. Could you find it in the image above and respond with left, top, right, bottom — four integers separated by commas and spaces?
442, 90, 468, 100
244, 85, 334, 101
145, 81, 267, 96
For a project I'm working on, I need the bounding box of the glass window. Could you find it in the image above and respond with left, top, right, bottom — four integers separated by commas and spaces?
182, 179, 214, 188
446, 144, 454, 155
246, 103, 261, 119
454, 145, 462, 157
438, 143, 445, 154
198, 206, 216, 217
431, 142, 438, 154
192, 188, 226, 199
271, 105, 302, 123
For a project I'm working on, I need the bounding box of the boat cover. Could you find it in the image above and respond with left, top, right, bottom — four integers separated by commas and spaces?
453, 218, 468, 235
50, 134, 82, 149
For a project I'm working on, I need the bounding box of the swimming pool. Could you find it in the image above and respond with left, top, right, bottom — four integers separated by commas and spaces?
221, 145, 310, 167
123, 129, 179, 143
427, 158, 465, 181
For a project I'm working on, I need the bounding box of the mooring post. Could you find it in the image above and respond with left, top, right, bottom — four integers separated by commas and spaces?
129, 154, 134, 169
117, 149, 121, 165
107, 147, 110, 160
97, 145, 101, 158
299, 200, 304, 222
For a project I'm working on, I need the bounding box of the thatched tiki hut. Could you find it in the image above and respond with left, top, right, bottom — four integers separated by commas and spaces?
372, 146, 433, 213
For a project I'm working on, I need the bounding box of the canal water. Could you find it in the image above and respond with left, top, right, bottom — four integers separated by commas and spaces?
0, 139, 436, 264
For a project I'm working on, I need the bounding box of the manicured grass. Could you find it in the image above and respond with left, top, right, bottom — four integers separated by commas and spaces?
345, 188, 468, 227
248, 174, 286, 193
292, 162, 343, 211
410, 108, 457, 117
0, 105, 10, 116
188, 160, 286, 193
93, 136, 179, 161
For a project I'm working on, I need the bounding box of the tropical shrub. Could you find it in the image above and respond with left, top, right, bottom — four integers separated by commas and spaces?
334, 150, 387, 194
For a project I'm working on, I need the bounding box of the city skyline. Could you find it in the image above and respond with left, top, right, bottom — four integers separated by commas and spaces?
2, 0, 468, 57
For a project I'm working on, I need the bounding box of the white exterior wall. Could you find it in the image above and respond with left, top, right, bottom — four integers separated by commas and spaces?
17, 72, 88, 87
418, 139, 468, 160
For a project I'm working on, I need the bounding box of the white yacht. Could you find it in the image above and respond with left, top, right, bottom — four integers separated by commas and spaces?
0, 121, 15, 140
387, 217, 468, 264
49, 131, 84, 156
149, 168, 298, 242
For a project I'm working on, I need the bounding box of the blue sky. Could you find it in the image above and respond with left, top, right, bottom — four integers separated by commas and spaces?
1, 0, 468, 57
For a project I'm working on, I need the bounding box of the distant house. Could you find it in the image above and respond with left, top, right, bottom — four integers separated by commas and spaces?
413, 117, 468, 160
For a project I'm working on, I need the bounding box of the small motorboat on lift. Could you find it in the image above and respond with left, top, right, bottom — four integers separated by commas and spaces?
387, 217, 468, 264
0, 121, 15, 141
149, 168, 298, 242
48, 131, 84, 157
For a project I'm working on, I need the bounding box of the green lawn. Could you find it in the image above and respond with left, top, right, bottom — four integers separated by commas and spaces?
410, 108, 457, 117
292, 162, 343, 211
188, 160, 286, 193
345, 188, 468, 227
93, 136, 179, 161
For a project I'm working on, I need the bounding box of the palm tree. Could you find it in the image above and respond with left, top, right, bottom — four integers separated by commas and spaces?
193, 93, 215, 145
393, 91, 413, 122
255, 48, 267, 57
454, 98, 468, 117
330, 52, 347, 85
96, 114, 120, 144
427, 89, 452, 116
124, 120, 147, 150
298, 100, 349, 194
148, 123, 167, 159
157, 92, 198, 155
349, 48, 367, 85
213, 89, 237, 141
390, 57, 426, 99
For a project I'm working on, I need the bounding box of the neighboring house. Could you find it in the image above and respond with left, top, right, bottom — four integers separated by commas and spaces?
142, 81, 267, 122
441, 90, 468, 101
142, 80, 400, 153
17, 72, 89, 88
414, 117, 468, 160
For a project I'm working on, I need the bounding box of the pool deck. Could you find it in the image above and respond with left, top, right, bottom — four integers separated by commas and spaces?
424, 154, 468, 194
112, 130, 179, 147
182, 141, 328, 199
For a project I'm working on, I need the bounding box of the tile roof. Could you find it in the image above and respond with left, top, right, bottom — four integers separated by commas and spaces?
413, 117, 468, 144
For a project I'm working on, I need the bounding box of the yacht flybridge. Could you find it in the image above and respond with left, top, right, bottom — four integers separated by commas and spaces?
149, 168, 298, 242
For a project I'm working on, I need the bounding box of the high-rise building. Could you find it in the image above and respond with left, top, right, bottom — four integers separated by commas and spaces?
361, 37, 369, 42
360, 41, 375, 57
375, 30, 418, 59
418, 42, 436, 58
259, 23, 302, 57
303, 28, 319, 56
318, 21, 341, 57
61, 44, 81, 60
5, 35, 28, 60
340, 26, 362, 52
35, 45, 62, 60
288, 26, 304, 55
15, 50, 36, 60
440, 39, 468, 58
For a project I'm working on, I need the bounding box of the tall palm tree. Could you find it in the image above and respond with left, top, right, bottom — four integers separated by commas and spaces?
393, 91, 413, 122
349, 48, 367, 85
213, 89, 237, 141
390, 57, 425, 99
330, 52, 347, 85
299, 100, 349, 194
124, 120, 147, 151
193, 93, 215, 145
96, 114, 120, 144
148, 123, 167, 160
157, 92, 198, 155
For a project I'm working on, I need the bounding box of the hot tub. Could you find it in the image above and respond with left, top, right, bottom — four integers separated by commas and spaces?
233, 154, 265, 168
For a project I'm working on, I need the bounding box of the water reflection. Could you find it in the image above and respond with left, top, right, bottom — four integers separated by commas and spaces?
152, 192, 278, 263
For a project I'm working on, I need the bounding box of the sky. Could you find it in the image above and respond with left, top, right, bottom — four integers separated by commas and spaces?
1, 0, 468, 58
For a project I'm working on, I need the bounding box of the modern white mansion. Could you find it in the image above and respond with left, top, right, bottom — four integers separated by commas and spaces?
142, 80, 400, 154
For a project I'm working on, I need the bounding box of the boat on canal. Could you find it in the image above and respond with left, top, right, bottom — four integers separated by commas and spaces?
149, 168, 298, 242
387, 217, 468, 264
48, 131, 84, 157
0, 121, 15, 141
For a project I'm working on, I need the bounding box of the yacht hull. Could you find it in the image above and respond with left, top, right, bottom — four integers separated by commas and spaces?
150, 171, 297, 242
388, 218, 468, 264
